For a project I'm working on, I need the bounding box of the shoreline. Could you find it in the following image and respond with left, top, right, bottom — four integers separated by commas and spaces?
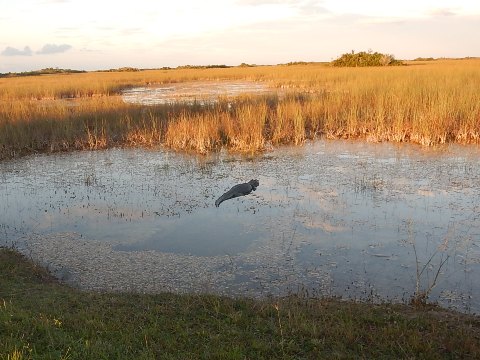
1, 246, 479, 359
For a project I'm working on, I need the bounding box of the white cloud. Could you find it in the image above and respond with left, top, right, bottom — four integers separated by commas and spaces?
429, 8, 457, 16
1, 46, 33, 56
321, 0, 480, 18
36, 44, 72, 54
1, 44, 72, 57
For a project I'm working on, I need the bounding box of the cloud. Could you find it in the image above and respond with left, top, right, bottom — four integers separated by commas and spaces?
429, 8, 457, 16
297, 1, 329, 15
1, 46, 33, 56
237, 0, 301, 5
237, 0, 328, 13
56, 26, 81, 34
36, 43, 72, 54
1, 43, 72, 57
119, 28, 144, 36
41, 0, 70, 4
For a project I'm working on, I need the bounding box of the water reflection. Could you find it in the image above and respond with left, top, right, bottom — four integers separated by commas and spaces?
1, 141, 479, 313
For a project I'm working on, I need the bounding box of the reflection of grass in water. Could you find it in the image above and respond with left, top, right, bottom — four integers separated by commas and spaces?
1, 59, 480, 159
83, 172, 97, 186
402, 220, 472, 307
354, 173, 384, 193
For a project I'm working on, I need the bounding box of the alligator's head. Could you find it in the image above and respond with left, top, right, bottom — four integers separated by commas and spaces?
248, 179, 259, 191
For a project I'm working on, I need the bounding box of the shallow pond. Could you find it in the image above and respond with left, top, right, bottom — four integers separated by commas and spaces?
1, 140, 479, 313
122, 80, 275, 105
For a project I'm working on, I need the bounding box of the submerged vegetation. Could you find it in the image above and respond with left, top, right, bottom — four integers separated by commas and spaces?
1, 247, 479, 359
0, 59, 479, 159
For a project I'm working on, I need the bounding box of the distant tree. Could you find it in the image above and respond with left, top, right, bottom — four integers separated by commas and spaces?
107, 67, 140, 72
286, 61, 310, 66
0, 68, 85, 78
413, 57, 435, 61
176, 64, 231, 70
331, 50, 404, 67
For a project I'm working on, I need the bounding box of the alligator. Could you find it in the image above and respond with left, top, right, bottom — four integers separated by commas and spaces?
215, 179, 259, 207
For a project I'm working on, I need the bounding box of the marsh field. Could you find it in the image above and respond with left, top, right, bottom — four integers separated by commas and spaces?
1, 59, 480, 315
1, 59, 479, 159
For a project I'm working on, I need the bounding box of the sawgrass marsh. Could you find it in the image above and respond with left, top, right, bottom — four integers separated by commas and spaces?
1, 59, 479, 160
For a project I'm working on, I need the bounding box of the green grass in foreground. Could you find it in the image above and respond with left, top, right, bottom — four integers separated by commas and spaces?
1, 248, 479, 359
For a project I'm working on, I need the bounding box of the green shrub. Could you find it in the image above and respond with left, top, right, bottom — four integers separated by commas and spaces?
332, 50, 404, 67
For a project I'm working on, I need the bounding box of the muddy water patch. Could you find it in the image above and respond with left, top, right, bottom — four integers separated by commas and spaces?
1, 141, 479, 312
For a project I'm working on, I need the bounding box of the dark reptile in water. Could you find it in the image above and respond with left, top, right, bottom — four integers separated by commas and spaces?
215, 179, 259, 207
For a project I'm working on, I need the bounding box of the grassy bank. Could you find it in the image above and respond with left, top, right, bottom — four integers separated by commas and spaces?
1, 59, 480, 160
1, 247, 479, 359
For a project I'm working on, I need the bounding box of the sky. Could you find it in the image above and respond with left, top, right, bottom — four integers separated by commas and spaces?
1, 0, 479, 73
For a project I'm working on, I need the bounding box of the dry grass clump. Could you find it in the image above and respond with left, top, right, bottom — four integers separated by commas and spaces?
271, 99, 306, 145
0, 96, 170, 158
165, 100, 268, 153
165, 110, 222, 154
1, 59, 479, 159
227, 101, 268, 152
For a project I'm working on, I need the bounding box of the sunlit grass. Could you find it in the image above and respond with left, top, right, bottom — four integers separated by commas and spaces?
1, 59, 479, 159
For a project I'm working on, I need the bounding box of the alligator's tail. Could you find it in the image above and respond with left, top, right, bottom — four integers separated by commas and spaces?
215, 193, 229, 207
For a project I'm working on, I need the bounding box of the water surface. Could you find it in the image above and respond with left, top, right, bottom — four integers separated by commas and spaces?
122, 80, 275, 105
1, 141, 479, 313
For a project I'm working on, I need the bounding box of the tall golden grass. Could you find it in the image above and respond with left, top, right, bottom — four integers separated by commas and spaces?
1, 59, 479, 159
